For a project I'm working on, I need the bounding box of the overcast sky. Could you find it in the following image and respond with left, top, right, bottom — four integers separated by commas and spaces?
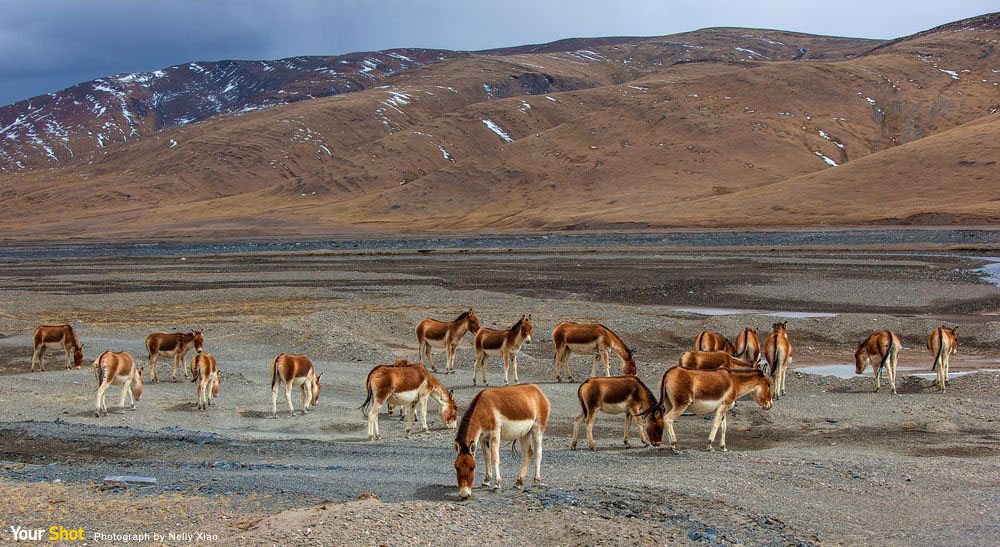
1, 0, 995, 106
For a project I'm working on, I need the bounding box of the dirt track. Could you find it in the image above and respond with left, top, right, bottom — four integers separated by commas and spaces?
0, 240, 998, 545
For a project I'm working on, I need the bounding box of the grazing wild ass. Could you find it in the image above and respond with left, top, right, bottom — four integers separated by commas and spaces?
416, 309, 480, 373
855, 330, 902, 395
763, 322, 792, 399
270, 354, 321, 417
551, 321, 637, 382
146, 330, 204, 382
93, 351, 143, 417
190, 353, 221, 411
31, 324, 83, 371
678, 350, 756, 370
656, 366, 773, 453
571, 375, 662, 450
927, 326, 958, 393
361, 360, 457, 440
734, 328, 762, 365
454, 384, 550, 499
694, 331, 736, 355
473, 315, 533, 386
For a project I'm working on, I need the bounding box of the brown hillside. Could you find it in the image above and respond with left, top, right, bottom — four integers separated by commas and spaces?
0, 16, 997, 240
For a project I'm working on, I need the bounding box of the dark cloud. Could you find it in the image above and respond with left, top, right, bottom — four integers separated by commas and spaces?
1, 0, 995, 105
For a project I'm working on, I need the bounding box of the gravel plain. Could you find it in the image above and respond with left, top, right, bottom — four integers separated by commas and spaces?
0, 234, 998, 545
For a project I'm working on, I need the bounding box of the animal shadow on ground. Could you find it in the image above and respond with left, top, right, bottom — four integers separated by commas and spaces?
166, 402, 200, 412
239, 409, 275, 419
413, 483, 458, 502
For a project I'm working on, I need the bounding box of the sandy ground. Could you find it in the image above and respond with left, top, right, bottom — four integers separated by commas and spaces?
0, 243, 998, 545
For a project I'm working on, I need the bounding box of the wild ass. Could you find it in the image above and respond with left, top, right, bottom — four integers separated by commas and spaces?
855, 330, 902, 395
270, 354, 321, 417
733, 328, 762, 365
415, 309, 480, 373
473, 315, 533, 386
694, 331, 736, 354
146, 330, 204, 382
655, 366, 773, 453
927, 326, 958, 393
571, 375, 662, 450
551, 321, 637, 382
763, 322, 793, 399
190, 353, 221, 411
93, 351, 143, 417
678, 350, 756, 370
361, 361, 457, 440
31, 324, 83, 371
454, 384, 550, 499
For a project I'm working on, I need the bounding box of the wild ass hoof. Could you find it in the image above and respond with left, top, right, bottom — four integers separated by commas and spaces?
623, 440, 631, 448
570, 442, 577, 450
556, 377, 561, 383
492, 486, 501, 493
589, 444, 596, 452
533, 479, 546, 488
707, 445, 715, 452
721, 446, 728, 452
670, 445, 680, 455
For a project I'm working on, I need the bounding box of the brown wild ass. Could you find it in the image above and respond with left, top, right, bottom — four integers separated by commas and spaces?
551, 321, 637, 382
927, 326, 958, 393
270, 354, 321, 417
656, 366, 773, 453
361, 361, 457, 440
31, 324, 83, 371
190, 353, 221, 411
733, 328, 762, 365
93, 351, 143, 417
678, 350, 756, 370
454, 384, 550, 499
415, 309, 480, 373
571, 376, 662, 450
855, 330, 902, 395
146, 330, 204, 382
763, 322, 793, 399
694, 331, 736, 354
473, 315, 533, 386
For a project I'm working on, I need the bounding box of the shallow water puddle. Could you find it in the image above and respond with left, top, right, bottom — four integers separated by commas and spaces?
797, 363, 1000, 379
669, 306, 837, 319
978, 262, 1000, 287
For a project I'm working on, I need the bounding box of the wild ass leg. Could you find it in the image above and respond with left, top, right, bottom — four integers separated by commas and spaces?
553, 345, 563, 382
31, 345, 41, 372
624, 412, 633, 447
512, 352, 519, 384
515, 433, 533, 489
300, 383, 310, 415
446, 342, 456, 373
64, 341, 73, 369
719, 409, 730, 451
422, 342, 435, 372
585, 410, 598, 451
532, 427, 545, 486
284, 383, 296, 416
707, 405, 727, 451
490, 430, 502, 491
128, 381, 136, 410
571, 410, 584, 450
502, 352, 511, 386
888, 348, 898, 395
943, 348, 951, 392
366, 396, 382, 440
271, 382, 280, 418
603, 349, 611, 376
874, 359, 882, 392
404, 399, 416, 437
665, 402, 688, 454
480, 437, 492, 488
172, 353, 181, 382
419, 394, 430, 433
781, 359, 789, 397
591, 351, 601, 377
635, 409, 651, 447
148, 352, 158, 383
119, 379, 131, 412
95, 381, 110, 417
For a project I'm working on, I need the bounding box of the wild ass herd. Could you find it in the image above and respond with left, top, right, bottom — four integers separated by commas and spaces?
30, 314, 959, 499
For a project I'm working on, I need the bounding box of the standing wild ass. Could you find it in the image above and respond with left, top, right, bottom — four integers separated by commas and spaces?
31, 324, 83, 371
733, 328, 762, 365
473, 315, 533, 386
855, 330, 902, 394
190, 353, 221, 410
551, 321, 637, 382
571, 375, 662, 450
415, 309, 480, 373
928, 326, 958, 393
93, 351, 143, 417
454, 384, 550, 499
361, 360, 457, 440
270, 354, 321, 417
763, 322, 792, 399
146, 330, 204, 382
655, 366, 773, 453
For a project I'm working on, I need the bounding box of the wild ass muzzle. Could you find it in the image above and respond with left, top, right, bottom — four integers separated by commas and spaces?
678, 350, 757, 371
190, 353, 221, 411
571, 375, 663, 450
473, 314, 532, 386
551, 321, 637, 382
93, 351, 143, 417
655, 366, 773, 453
927, 326, 958, 393
763, 322, 793, 399
145, 330, 204, 382
856, 330, 902, 395
360, 361, 457, 440
270, 353, 321, 417
31, 324, 83, 371
454, 384, 550, 499
733, 328, 762, 365
694, 331, 736, 355
415, 309, 480, 373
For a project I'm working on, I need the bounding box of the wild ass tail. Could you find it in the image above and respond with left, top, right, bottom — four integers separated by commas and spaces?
270, 355, 280, 389
932, 329, 944, 371
576, 382, 588, 419
359, 369, 376, 416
